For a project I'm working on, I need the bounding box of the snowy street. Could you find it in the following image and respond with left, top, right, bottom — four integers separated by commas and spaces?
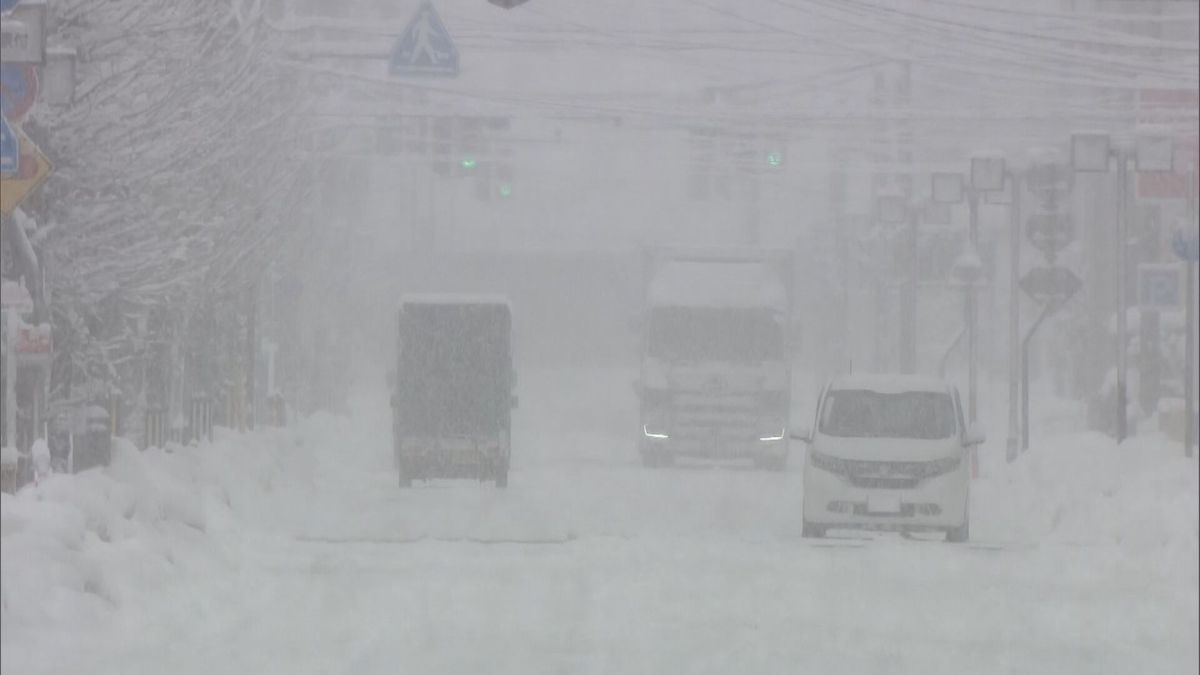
3, 370, 1196, 675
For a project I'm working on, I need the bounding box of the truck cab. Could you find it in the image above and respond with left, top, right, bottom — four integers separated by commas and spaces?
391, 295, 515, 487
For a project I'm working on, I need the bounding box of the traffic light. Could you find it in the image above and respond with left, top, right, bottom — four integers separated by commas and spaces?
764, 134, 786, 169
489, 0, 531, 8
457, 116, 482, 176
432, 115, 453, 176
495, 162, 514, 199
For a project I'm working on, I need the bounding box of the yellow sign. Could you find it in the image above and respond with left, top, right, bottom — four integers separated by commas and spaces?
0, 127, 52, 217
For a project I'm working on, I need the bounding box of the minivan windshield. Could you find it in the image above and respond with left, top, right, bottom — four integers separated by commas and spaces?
819, 389, 957, 439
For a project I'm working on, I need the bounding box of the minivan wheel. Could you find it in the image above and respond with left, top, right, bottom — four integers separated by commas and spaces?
945, 519, 969, 543
801, 520, 825, 539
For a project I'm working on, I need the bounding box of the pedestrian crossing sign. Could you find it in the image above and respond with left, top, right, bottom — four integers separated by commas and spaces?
389, 1, 459, 77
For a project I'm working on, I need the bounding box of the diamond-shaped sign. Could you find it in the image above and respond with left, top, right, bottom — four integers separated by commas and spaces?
0, 124, 52, 216
1020, 266, 1082, 305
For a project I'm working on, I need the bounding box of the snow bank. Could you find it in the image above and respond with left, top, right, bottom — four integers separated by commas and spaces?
982, 431, 1198, 560
0, 420, 325, 674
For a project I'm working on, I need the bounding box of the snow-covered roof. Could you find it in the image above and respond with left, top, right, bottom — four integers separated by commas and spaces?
827, 373, 954, 395
399, 293, 512, 310
648, 260, 787, 310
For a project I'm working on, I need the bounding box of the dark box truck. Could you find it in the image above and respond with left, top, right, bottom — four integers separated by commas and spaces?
392, 295, 516, 488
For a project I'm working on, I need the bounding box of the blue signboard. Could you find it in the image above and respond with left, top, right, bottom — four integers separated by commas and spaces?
1173, 229, 1200, 263
1138, 264, 1182, 307
0, 0, 21, 13
389, 1, 459, 77
0, 112, 19, 176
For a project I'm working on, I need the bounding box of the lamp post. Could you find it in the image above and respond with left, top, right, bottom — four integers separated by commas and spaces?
876, 189, 915, 374
932, 153, 1006, 424
1071, 129, 1174, 443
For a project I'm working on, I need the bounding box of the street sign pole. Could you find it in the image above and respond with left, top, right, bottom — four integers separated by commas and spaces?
1007, 171, 1022, 462
1116, 152, 1130, 443
1022, 302, 1055, 451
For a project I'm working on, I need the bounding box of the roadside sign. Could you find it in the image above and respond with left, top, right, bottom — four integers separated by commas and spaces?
389, 1, 459, 77
1138, 263, 1183, 307
0, 2, 45, 64
0, 0, 20, 13
0, 64, 37, 121
1025, 211, 1074, 255
0, 279, 34, 315
1172, 229, 1200, 262
1136, 88, 1198, 200
1020, 266, 1082, 305
0, 124, 51, 216
0, 111, 17, 175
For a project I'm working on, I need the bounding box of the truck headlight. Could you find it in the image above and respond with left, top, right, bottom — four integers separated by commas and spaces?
643, 425, 670, 440
758, 429, 786, 442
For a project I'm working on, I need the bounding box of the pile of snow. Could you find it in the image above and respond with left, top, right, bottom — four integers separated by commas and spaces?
0, 421, 326, 673
981, 431, 1198, 558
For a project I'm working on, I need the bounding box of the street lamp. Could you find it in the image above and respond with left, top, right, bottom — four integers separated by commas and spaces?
931, 172, 964, 205
1070, 128, 1175, 443
928, 153, 1008, 425
971, 154, 1007, 192
42, 46, 77, 106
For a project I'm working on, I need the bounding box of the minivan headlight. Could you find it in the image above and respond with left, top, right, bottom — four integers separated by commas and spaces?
808, 448, 847, 474
920, 453, 962, 477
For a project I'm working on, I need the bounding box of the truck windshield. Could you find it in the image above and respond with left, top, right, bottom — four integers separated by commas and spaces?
819, 389, 957, 439
647, 307, 783, 363
396, 304, 511, 435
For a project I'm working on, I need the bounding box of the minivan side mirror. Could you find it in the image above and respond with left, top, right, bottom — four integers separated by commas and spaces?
790, 426, 812, 443
962, 422, 986, 446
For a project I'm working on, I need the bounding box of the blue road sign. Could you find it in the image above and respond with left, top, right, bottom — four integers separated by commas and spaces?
389, 1, 459, 77
0, 112, 19, 176
1172, 229, 1200, 263
1138, 264, 1182, 307
0, 0, 20, 13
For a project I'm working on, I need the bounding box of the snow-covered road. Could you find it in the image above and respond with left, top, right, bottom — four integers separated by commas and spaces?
3, 371, 1197, 674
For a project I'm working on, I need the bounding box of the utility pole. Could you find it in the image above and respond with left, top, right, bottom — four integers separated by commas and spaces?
967, 188, 981, 422
1006, 171, 1022, 462
1185, 161, 1197, 457
245, 280, 257, 432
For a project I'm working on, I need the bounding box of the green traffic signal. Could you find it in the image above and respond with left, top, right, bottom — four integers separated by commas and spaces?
766, 151, 783, 168
497, 184, 513, 198
461, 157, 477, 170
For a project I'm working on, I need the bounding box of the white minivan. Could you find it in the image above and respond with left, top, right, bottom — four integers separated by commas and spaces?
793, 374, 984, 542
